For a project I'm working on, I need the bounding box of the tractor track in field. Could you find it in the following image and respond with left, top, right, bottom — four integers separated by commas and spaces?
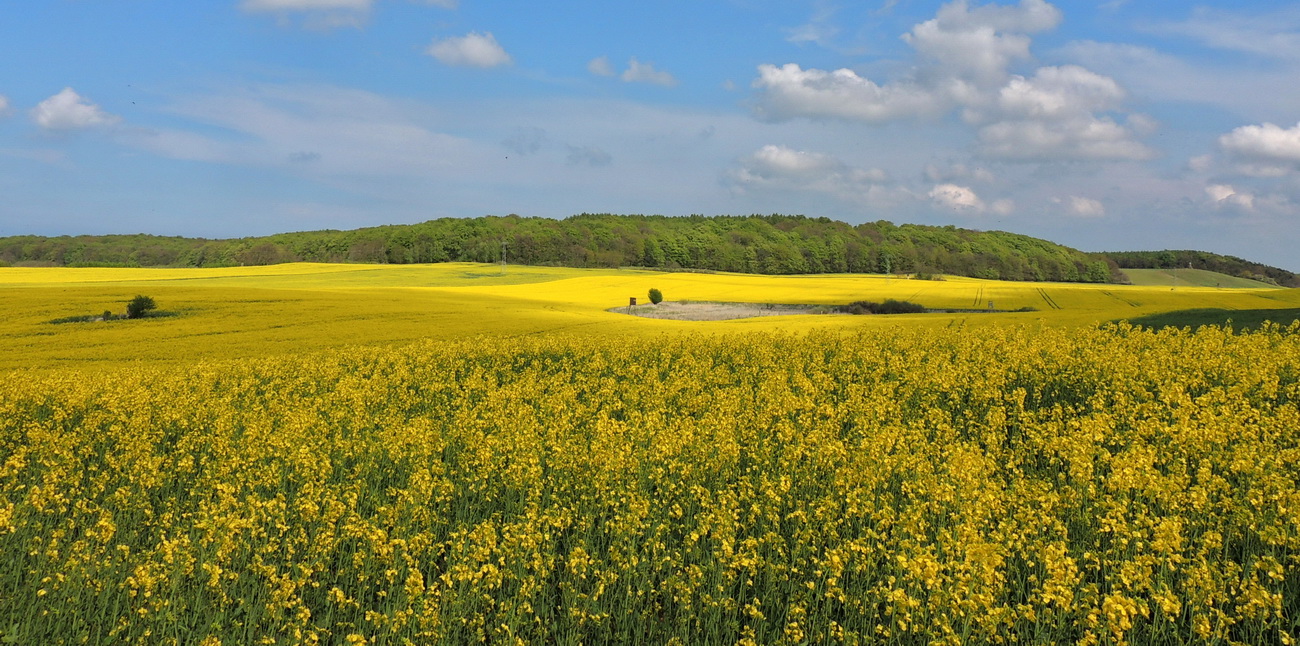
1038, 289, 1062, 310
1103, 290, 1142, 307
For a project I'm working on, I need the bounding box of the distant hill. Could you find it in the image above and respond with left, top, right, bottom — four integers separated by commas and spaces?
0, 214, 1126, 283
13, 214, 1283, 287
1106, 250, 1298, 288
1121, 268, 1283, 289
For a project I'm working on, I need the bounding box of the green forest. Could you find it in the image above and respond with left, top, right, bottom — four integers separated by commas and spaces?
2, 213, 1294, 285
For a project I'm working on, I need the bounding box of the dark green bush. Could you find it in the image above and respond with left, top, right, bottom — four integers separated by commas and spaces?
841, 299, 926, 315
648, 288, 663, 305
126, 295, 157, 319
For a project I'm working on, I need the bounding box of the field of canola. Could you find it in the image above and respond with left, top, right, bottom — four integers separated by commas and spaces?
3, 262, 1300, 370
2, 264, 1299, 644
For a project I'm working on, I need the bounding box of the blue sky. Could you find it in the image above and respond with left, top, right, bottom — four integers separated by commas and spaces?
4, 1, 1300, 270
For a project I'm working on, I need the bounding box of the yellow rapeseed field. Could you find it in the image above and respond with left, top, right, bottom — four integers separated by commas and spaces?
3, 262, 1298, 370
1, 264, 1298, 644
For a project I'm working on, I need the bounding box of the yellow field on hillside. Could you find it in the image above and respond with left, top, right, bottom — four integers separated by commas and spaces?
3, 262, 1298, 371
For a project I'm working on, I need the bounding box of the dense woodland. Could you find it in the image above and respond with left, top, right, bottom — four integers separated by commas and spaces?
0, 213, 1288, 285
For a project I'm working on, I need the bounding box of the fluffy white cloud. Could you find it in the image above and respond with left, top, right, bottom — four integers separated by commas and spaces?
621, 58, 677, 87
974, 66, 1152, 160
926, 181, 1013, 215
1187, 154, 1214, 172
976, 117, 1151, 160
0, 94, 10, 116
31, 88, 120, 131
1063, 195, 1105, 217
751, 2, 1151, 162
751, 63, 949, 122
754, 0, 1065, 123
427, 32, 512, 68
1206, 184, 1256, 211
742, 144, 843, 178
903, 0, 1061, 84
1219, 122, 1300, 175
587, 56, 614, 77
929, 183, 985, 211
728, 145, 890, 202
993, 65, 1123, 119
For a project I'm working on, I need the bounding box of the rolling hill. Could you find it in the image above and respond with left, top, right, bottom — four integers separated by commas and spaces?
3, 214, 1295, 286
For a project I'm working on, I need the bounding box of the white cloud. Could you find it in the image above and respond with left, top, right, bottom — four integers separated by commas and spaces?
992, 65, 1124, 119
621, 58, 678, 87
1187, 154, 1214, 172
31, 88, 121, 131
976, 117, 1152, 161
1206, 184, 1256, 211
587, 56, 614, 77
427, 32, 512, 68
903, 0, 1061, 84
0, 95, 9, 115
1219, 122, 1300, 176
972, 66, 1152, 161
750, 3, 1152, 162
1064, 195, 1105, 217
742, 144, 843, 178
751, 63, 950, 122
929, 183, 986, 212
990, 198, 1015, 215
727, 145, 891, 202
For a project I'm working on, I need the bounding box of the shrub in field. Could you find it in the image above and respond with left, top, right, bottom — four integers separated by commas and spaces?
648, 287, 663, 304
842, 299, 926, 314
126, 295, 156, 319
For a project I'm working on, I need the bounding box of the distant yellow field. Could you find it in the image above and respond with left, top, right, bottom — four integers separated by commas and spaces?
2, 262, 1298, 371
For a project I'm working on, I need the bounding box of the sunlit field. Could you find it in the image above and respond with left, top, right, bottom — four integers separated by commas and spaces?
3, 262, 1299, 370
2, 264, 1299, 644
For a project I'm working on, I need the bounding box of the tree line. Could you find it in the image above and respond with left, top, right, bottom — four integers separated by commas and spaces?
0, 213, 1187, 284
